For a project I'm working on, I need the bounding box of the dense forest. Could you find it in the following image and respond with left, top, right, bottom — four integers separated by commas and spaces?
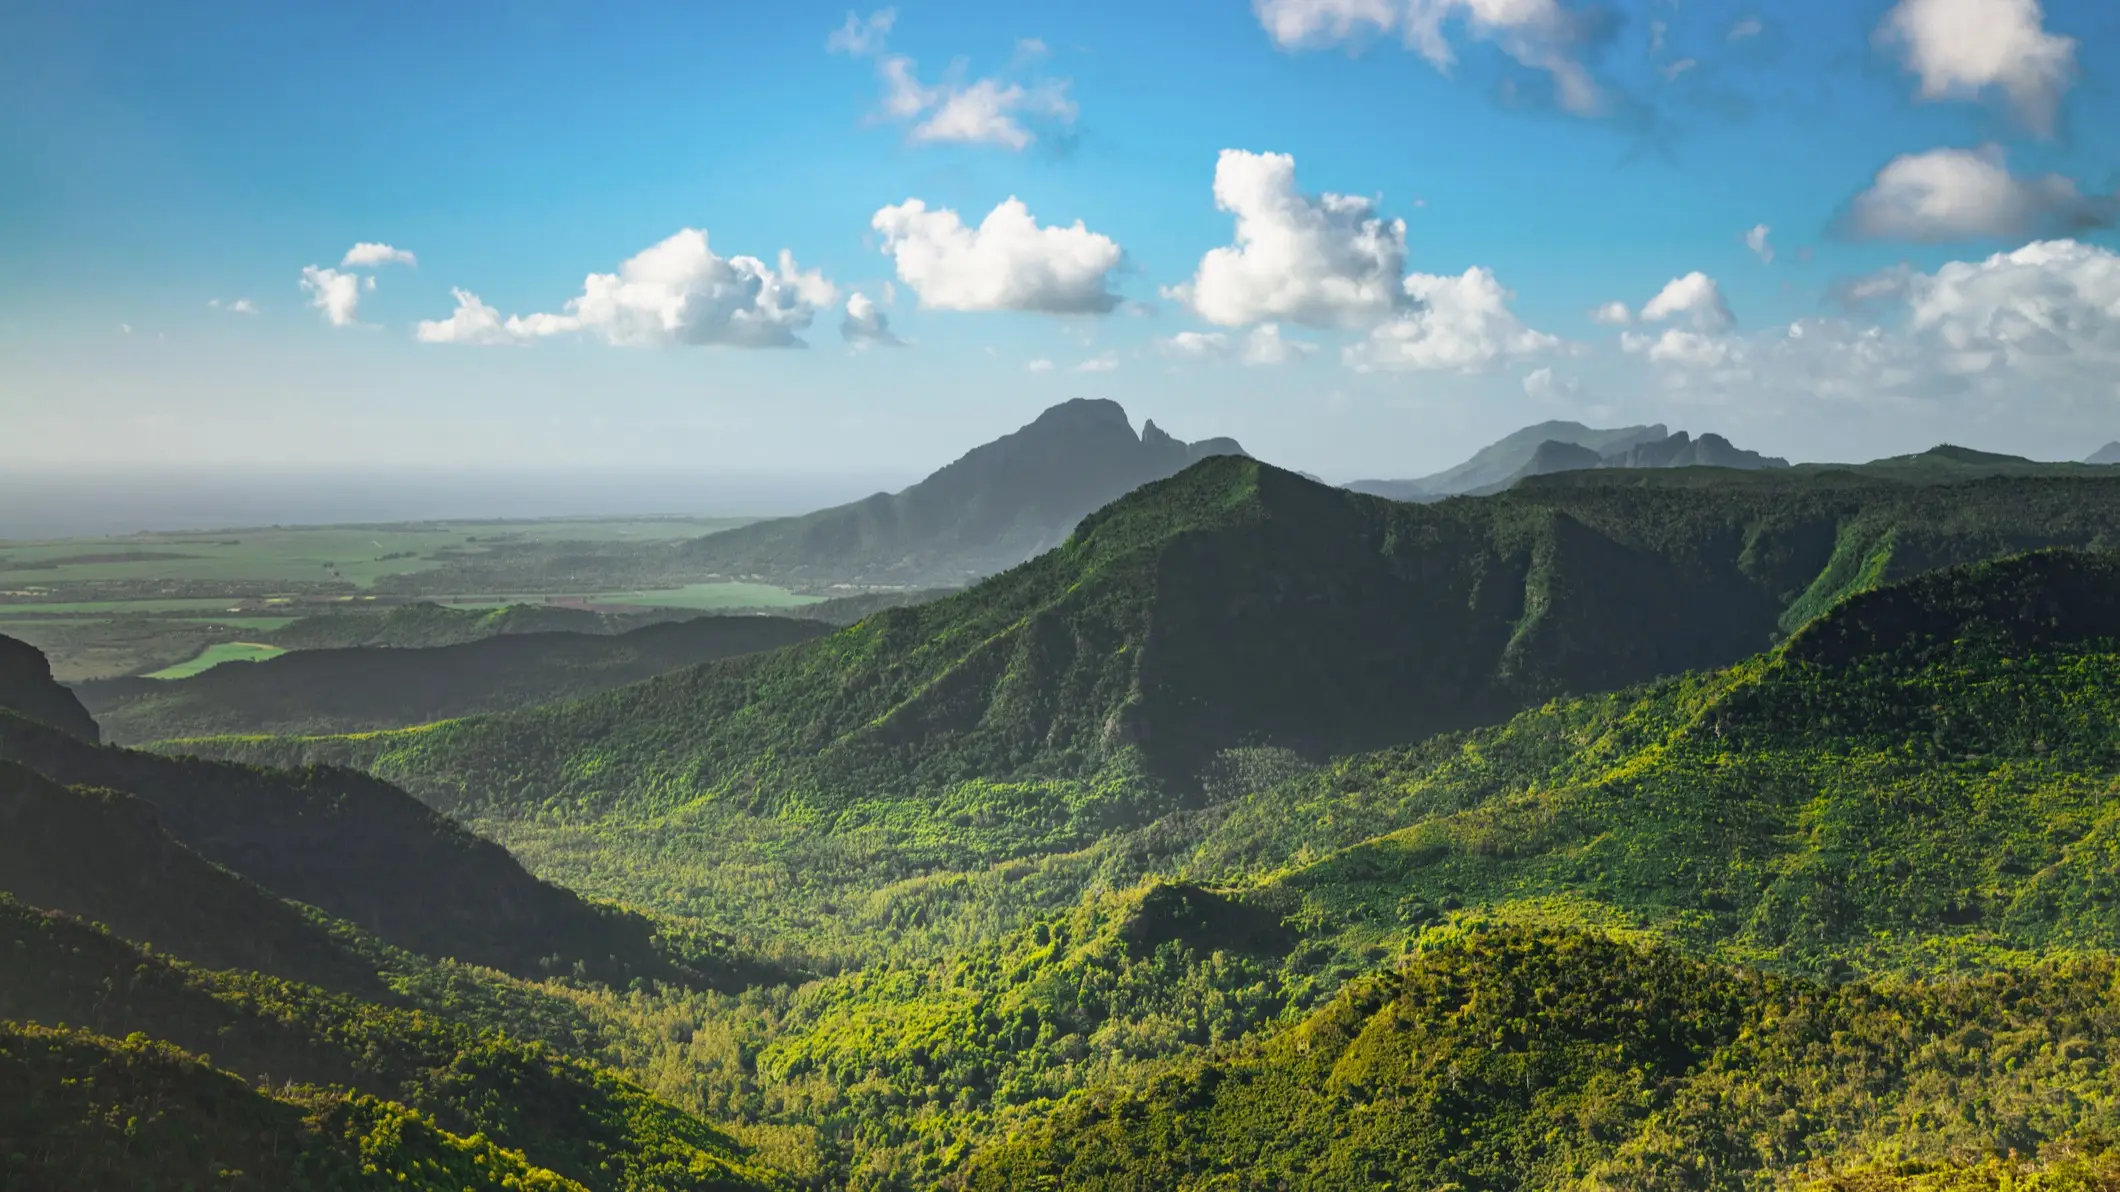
8, 457, 2120, 1189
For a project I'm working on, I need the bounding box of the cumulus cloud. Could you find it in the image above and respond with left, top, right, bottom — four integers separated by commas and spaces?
1075, 350, 1120, 373
1254, 0, 1611, 116
341, 242, 417, 269
1746, 224, 1775, 264
1346, 267, 1558, 373
1026, 357, 1055, 371
1842, 146, 2115, 243
872, 197, 1122, 315
1522, 367, 1580, 397
1894, 239, 2120, 371
209, 298, 258, 314
300, 266, 370, 328
417, 229, 836, 348
415, 289, 533, 346
1171, 150, 1409, 329
840, 291, 904, 347
1591, 300, 1634, 326
1641, 271, 1735, 331
1876, 0, 2076, 136
833, 9, 1075, 150
1627, 327, 1742, 369
1161, 324, 1317, 366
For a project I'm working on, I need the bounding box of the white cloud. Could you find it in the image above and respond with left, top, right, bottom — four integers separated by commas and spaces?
1662, 58, 1699, 81
872, 197, 1122, 315
1896, 239, 2120, 371
1172, 150, 1408, 329
419, 229, 835, 349
1522, 367, 1581, 397
1627, 327, 1742, 369
1590, 300, 1634, 326
833, 11, 1075, 150
1240, 323, 1316, 365
827, 8, 896, 55
1075, 350, 1120, 373
1641, 271, 1735, 331
1729, 16, 1764, 40
415, 288, 534, 346
1843, 146, 2114, 243
1876, 0, 2076, 136
341, 242, 417, 269
1346, 267, 1558, 373
1163, 330, 1229, 357
1026, 357, 1055, 372
209, 298, 258, 314
1254, 0, 1609, 116
1161, 323, 1317, 366
300, 265, 370, 328
840, 291, 904, 347
1746, 224, 1775, 263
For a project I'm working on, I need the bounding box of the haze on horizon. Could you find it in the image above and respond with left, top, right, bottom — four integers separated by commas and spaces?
5, 0, 2119, 490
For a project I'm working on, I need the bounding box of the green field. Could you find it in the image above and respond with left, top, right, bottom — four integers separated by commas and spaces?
144, 641, 288, 679
437, 583, 824, 612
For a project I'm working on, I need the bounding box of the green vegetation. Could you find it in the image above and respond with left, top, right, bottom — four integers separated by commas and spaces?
15, 454, 2120, 1190
79, 615, 830, 744
144, 639, 286, 678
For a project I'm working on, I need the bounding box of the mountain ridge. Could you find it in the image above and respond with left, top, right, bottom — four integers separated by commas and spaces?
679, 397, 1247, 586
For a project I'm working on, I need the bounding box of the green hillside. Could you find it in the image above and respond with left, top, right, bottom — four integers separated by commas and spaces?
566, 550, 2120, 1185
171, 462, 2120, 950
0, 704, 741, 988
79, 613, 830, 743
265, 600, 697, 650
0, 1020, 591, 1191
0, 900, 784, 1191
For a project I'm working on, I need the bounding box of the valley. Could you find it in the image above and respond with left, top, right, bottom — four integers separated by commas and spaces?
6, 409, 2120, 1189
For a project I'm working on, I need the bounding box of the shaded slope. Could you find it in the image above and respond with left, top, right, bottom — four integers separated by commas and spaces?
0, 901, 784, 1192
2089, 440, 2120, 466
0, 761, 385, 997
79, 613, 829, 744
0, 1021, 587, 1192
681, 398, 1247, 586
0, 699, 720, 987
0, 633, 96, 741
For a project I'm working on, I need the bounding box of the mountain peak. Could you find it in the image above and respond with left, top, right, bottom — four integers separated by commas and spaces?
1027, 397, 1134, 434
2086, 441, 2120, 466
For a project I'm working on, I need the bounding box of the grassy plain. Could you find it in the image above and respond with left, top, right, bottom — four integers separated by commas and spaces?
0, 516, 816, 678
144, 641, 287, 679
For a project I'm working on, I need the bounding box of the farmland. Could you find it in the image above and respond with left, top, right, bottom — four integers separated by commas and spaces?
0, 515, 826, 679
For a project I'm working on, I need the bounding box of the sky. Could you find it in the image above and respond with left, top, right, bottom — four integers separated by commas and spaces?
4, 0, 2119, 505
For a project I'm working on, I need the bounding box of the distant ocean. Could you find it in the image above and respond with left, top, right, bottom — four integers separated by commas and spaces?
0, 468, 915, 540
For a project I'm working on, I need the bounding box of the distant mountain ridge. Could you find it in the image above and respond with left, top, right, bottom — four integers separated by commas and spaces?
681, 398, 1247, 586
2091, 441, 2120, 465
77, 614, 830, 744
1346, 420, 1670, 500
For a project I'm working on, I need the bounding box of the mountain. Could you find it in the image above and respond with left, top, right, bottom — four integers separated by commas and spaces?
1602, 428, 1789, 470
77, 614, 831, 744
678, 398, 1247, 586
731, 550, 2120, 1186
0, 675, 734, 988
2089, 441, 2120, 465
0, 634, 97, 742
172, 460, 2120, 965
1345, 420, 1670, 499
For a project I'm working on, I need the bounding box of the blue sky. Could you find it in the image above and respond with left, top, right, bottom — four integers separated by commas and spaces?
4, 0, 2118, 492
